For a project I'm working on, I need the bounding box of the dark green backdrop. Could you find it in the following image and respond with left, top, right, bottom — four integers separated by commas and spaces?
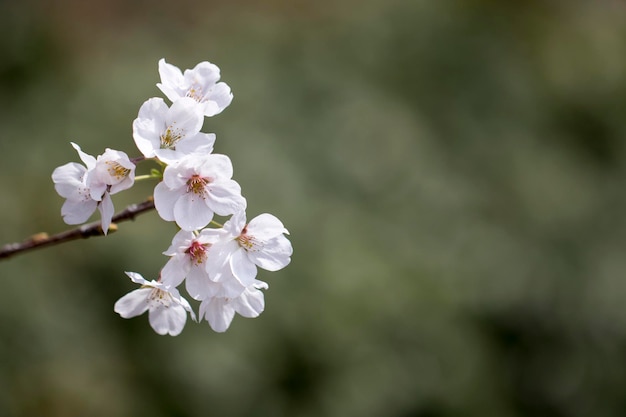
1, 1, 626, 416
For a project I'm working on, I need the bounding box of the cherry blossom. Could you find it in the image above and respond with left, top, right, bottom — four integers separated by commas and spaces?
114, 272, 195, 336
199, 284, 267, 333
206, 211, 292, 287
153, 153, 246, 231
157, 58, 233, 117
132, 97, 215, 163
52, 143, 135, 233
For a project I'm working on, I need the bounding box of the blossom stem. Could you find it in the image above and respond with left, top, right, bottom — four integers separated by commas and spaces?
134, 174, 158, 181
0, 197, 156, 261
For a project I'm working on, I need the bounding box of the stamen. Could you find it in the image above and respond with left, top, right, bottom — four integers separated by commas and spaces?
186, 175, 210, 196
237, 231, 262, 252
185, 240, 209, 264
186, 84, 205, 103
105, 161, 131, 180
148, 288, 172, 308
160, 124, 183, 149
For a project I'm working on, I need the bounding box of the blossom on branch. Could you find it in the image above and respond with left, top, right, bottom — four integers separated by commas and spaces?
114, 272, 195, 336
132, 97, 215, 163
52, 143, 135, 233
153, 153, 246, 231
157, 58, 233, 117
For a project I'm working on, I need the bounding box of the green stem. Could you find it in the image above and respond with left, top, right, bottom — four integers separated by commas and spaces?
134, 174, 158, 181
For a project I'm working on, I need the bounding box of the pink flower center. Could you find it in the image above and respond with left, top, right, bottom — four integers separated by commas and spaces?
185, 240, 209, 264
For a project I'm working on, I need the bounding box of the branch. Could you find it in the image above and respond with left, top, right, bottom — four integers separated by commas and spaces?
0, 197, 155, 261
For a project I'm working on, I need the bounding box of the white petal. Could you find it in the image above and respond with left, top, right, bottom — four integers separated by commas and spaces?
200, 298, 235, 333
163, 229, 195, 256
71, 142, 96, 170
165, 97, 204, 136
153, 181, 182, 222
207, 179, 246, 216
61, 199, 98, 225
222, 210, 246, 236
176, 132, 215, 156
98, 192, 115, 234
157, 59, 185, 102
185, 267, 212, 300
230, 248, 258, 286
198, 153, 233, 179
160, 257, 188, 288
114, 288, 151, 318
173, 192, 214, 231
52, 163, 87, 198
247, 213, 289, 240
248, 235, 293, 271
148, 304, 187, 336
233, 287, 265, 318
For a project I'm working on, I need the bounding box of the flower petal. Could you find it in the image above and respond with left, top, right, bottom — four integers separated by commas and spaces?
154, 181, 182, 222
148, 304, 187, 336
233, 287, 265, 318
200, 297, 235, 333
114, 288, 151, 318
247, 234, 293, 271
230, 247, 258, 286
173, 192, 214, 231
98, 192, 115, 234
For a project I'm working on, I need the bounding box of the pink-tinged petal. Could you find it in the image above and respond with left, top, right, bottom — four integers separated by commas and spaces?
98, 192, 115, 235
233, 287, 265, 318
230, 247, 258, 286
248, 235, 293, 271
154, 181, 183, 222
149, 304, 187, 336
114, 288, 152, 318
206, 180, 246, 216
173, 192, 214, 231
160, 257, 188, 288
71, 142, 96, 170
247, 213, 289, 240
200, 298, 235, 333
61, 199, 98, 225
52, 162, 87, 198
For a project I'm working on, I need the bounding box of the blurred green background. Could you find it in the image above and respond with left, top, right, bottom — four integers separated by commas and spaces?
1, 1, 626, 416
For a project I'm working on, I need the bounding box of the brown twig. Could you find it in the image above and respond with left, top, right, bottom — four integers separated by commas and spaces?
0, 197, 155, 261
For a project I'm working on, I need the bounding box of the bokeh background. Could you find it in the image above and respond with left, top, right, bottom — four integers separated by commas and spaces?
1, 1, 626, 416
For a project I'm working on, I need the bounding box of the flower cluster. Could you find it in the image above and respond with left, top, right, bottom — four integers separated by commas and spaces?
52, 59, 292, 336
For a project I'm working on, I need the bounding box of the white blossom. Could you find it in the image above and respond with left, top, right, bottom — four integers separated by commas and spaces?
157, 58, 233, 117
132, 97, 215, 163
114, 272, 195, 336
153, 153, 246, 231
199, 284, 267, 333
52, 143, 135, 233
207, 211, 292, 287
